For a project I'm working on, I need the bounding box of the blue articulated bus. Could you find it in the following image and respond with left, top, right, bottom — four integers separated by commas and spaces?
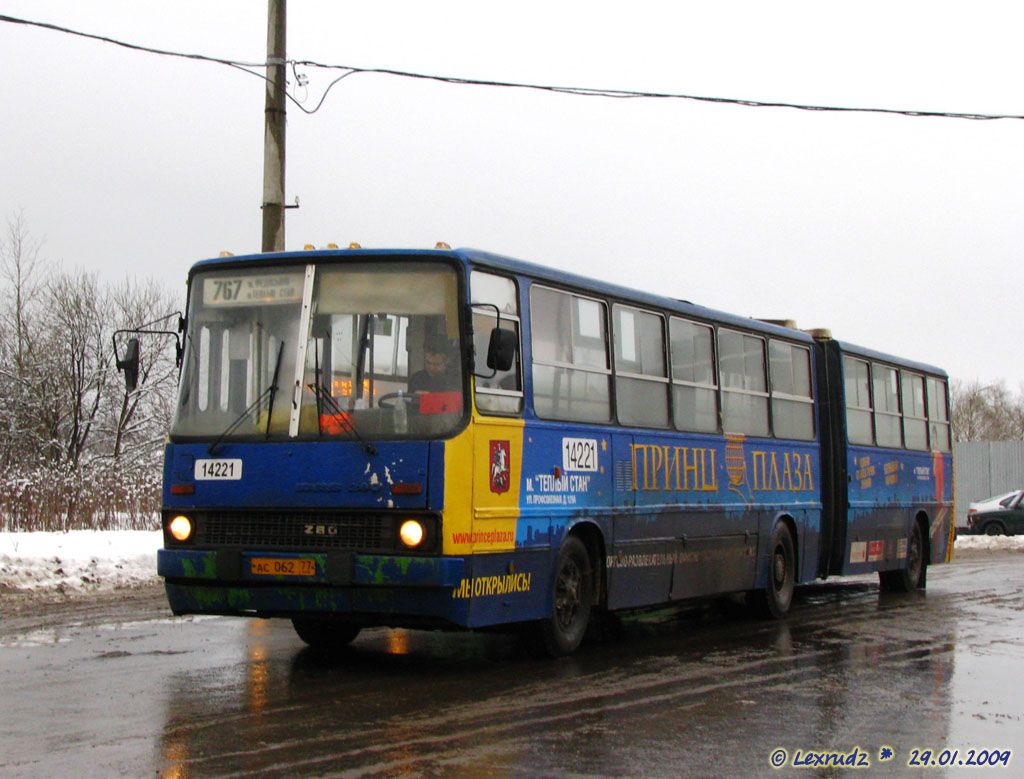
118, 246, 954, 656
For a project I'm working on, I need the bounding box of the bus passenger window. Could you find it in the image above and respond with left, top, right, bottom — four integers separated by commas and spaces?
872, 364, 902, 448
531, 286, 611, 423
901, 372, 928, 450
927, 377, 951, 452
670, 318, 718, 432
719, 329, 769, 436
769, 341, 814, 440
613, 306, 669, 428
844, 357, 873, 445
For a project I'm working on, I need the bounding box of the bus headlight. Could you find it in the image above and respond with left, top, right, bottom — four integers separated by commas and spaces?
399, 519, 425, 549
168, 515, 194, 542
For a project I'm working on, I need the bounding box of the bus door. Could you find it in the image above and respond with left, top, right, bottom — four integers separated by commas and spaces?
612, 432, 758, 607
608, 432, 676, 609
665, 436, 757, 601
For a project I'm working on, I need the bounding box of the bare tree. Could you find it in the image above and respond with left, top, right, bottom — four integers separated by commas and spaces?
951, 380, 1024, 441
0, 212, 184, 529
0, 211, 51, 468
0, 210, 45, 366
43, 270, 113, 467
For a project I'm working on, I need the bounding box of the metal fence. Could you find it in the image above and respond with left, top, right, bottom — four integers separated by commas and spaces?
953, 441, 1024, 527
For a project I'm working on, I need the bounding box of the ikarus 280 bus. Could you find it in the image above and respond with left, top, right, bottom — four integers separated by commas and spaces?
116, 246, 954, 656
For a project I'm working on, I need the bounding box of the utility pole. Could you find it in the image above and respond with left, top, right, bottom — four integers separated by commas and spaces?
261, 0, 287, 252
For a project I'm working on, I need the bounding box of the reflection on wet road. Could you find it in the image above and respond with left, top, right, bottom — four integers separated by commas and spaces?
1, 555, 1022, 777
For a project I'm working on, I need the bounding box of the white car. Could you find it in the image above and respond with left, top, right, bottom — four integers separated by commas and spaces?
969, 490, 1022, 514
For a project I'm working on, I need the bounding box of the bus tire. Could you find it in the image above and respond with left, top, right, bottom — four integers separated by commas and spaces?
752, 522, 795, 619
292, 617, 361, 649
537, 535, 593, 657
879, 520, 926, 592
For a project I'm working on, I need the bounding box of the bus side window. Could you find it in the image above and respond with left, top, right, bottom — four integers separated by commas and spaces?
927, 376, 951, 452
769, 340, 815, 440
872, 363, 901, 448
471, 271, 523, 415
670, 317, 719, 433
613, 305, 669, 428
844, 357, 874, 445
901, 371, 928, 450
719, 329, 769, 436
531, 286, 611, 423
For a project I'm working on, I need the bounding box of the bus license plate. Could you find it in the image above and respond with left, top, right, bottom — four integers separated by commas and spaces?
250, 558, 316, 577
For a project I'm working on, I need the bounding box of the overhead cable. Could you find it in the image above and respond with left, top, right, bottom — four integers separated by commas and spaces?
292, 61, 1024, 121
3, 13, 1024, 121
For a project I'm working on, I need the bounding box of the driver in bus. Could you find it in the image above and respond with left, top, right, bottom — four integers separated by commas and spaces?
409, 338, 459, 394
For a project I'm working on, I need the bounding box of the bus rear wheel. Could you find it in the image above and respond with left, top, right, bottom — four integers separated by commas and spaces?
752, 522, 795, 619
879, 520, 926, 592
292, 617, 361, 649
536, 535, 593, 657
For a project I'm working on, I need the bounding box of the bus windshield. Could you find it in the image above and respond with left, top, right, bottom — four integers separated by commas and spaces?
171, 260, 465, 442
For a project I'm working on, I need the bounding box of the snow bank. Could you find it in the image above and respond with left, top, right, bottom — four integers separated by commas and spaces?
952, 534, 1024, 552
1, 530, 1022, 595
0, 530, 162, 593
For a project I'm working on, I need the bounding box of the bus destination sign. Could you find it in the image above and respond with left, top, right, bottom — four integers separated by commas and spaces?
203, 273, 304, 307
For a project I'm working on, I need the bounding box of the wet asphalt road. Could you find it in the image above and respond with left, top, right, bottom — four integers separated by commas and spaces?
1, 552, 1022, 778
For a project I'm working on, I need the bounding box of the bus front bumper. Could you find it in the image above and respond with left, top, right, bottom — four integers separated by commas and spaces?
157, 548, 467, 624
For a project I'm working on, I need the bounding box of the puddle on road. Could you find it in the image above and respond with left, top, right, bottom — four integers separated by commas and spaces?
0, 613, 224, 649
949, 629, 1024, 749
0, 626, 74, 648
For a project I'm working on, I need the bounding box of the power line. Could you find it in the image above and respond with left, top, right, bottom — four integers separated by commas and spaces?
0, 13, 267, 68
0, 13, 336, 114
292, 61, 1024, 121
4, 12, 1024, 121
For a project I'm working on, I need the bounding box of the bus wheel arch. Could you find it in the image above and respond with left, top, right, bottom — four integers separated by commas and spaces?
752, 516, 797, 619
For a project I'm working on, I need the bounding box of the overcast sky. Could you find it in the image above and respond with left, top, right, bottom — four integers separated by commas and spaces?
2, 1, 1022, 388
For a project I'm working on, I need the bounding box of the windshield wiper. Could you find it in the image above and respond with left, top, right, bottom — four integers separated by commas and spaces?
207, 341, 284, 456
309, 334, 376, 455
307, 382, 377, 456
263, 340, 285, 437
354, 313, 372, 405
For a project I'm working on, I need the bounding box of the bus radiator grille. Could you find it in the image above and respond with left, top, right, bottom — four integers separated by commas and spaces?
199, 512, 393, 551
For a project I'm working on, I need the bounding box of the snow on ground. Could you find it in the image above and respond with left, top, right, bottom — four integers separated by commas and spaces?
952, 534, 1024, 552
0, 530, 162, 593
1, 529, 1022, 595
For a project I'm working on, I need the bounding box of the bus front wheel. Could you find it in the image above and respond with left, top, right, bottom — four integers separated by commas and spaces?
536, 535, 593, 657
752, 522, 795, 619
292, 617, 361, 649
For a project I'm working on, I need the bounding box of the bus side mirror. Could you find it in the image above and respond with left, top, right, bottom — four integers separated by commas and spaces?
486, 328, 517, 372
116, 337, 141, 393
